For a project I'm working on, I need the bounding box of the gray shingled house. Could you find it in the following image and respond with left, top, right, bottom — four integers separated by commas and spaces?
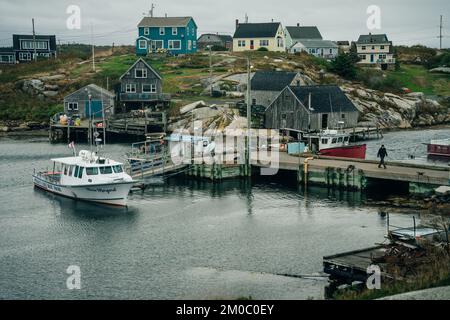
285, 25, 323, 48
118, 58, 170, 112
197, 34, 233, 50
64, 84, 115, 119
248, 71, 307, 108
265, 85, 359, 132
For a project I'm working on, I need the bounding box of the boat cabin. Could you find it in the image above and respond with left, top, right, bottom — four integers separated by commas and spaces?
46, 151, 128, 186
304, 129, 350, 152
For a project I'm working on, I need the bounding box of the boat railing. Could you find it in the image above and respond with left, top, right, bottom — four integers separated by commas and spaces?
34, 170, 62, 184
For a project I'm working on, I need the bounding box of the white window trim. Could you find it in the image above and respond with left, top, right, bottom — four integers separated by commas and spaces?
172, 27, 178, 35
144, 28, 150, 36
150, 84, 157, 93
152, 40, 164, 50
135, 69, 148, 78
19, 52, 31, 61
168, 40, 181, 50
159, 27, 165, 35
138, 40, 147, 50
126, 84, 137, 93
67, 102, 78, 111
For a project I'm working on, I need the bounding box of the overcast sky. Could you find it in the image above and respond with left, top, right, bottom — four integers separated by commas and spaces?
0, 0, 448, 48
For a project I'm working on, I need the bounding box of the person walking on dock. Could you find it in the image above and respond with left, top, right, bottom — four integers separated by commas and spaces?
377, 145, 388, 169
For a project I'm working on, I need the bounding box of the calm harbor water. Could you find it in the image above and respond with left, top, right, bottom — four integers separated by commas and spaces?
0, 127, 448, 300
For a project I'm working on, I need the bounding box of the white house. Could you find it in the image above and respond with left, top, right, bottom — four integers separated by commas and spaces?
290, 39, 339, 59
285, 25, 322, 49
233, 21, 285, 52
355, 33, 396, 70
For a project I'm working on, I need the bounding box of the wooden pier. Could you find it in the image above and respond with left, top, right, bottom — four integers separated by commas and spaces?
254, 152, 450, 194
49, 112, 167, 143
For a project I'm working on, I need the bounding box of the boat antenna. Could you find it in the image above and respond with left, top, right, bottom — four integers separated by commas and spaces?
328, 93, 333, 129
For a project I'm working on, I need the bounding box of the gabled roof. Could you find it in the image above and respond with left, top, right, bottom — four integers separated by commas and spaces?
288, 85, 358, 114
198, 34, 233, 42
233, 23, 281, 38
286, 26, 322, 40
293, 39, 338, 48
119, 58, 162, 80
356, 34, 391, 44
65, 84, 115, 100
138, 16, 196, 28
251, 71, 299, 91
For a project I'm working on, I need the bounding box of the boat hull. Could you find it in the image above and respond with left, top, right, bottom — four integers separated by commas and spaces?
33, 175, 134, 206
318, 144, 367, 159
427, 144, 450, 158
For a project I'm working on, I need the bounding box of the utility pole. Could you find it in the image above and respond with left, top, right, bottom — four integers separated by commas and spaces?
32, 18, 37, 62
91, 23, 95, 72
439, 15, 443, 50
208, 45, 213, 96
246, 57, 252, 171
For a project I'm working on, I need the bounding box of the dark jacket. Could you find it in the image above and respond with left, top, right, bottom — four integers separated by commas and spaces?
377, 147, 388, 158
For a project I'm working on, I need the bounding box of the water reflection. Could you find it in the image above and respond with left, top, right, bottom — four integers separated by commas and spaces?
34, 187, 138, 220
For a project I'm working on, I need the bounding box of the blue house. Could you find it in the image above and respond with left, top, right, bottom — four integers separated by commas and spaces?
136, 16, 198, 56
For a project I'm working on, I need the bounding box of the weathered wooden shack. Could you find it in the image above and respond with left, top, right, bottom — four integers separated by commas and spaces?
64, 84, 115, 119
248, 71, 306, 108
265, 85, 359, 132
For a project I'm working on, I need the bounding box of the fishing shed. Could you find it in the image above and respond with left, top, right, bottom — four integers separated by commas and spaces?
265, 85, 359, 132
64, 84, 116, 119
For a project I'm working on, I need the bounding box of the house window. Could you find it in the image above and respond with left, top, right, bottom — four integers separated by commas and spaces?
260, 40, 269, 46
0, 55, 13, 63
19, 52, 31, 61
21, 40, 48, 50
151, 40, 164, 50
172, 27, 178, 35
187, 40, 192, 51
135, 69, 148, 78
126, 84, 137, 93
252, 99, 256, 106
277, 37, 283, 47
361, 46, 366, 50
372, 46, 375, 50
380, 45, 385, 49
142, 84, 156, 93
238, 40, 246, 47
138, 40, 147, 50
144, 28, 149, 36
67, 102, 79, 111
359, 54, 366, 60
159, 27, 165, 35
329, 49, 333, 54
187, 28, 190, 36
168, 40, 181, 50
193, 41, 197, 49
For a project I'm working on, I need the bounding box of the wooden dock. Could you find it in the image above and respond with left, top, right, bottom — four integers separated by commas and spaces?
254, 152, 449, 194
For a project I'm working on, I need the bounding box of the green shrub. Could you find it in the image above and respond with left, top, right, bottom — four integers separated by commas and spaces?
328, 52, 359, 79
257, 47, 269, 52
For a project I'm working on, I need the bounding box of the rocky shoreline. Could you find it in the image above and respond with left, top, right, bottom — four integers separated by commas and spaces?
0, 120, 48, 133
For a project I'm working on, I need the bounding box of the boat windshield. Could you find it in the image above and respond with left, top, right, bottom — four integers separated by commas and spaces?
113, 165, 124, 173
86, 167, 99, 175
100, 166, 113, 175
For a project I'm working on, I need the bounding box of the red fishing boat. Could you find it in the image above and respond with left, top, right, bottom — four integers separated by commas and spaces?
304, 129, 367, 159
427, 139, 450, 158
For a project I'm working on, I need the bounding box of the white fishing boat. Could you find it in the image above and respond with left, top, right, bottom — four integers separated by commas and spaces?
33, 149, 135, 207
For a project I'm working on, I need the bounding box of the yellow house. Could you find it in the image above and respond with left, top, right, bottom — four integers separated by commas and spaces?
232, 21, 285, 52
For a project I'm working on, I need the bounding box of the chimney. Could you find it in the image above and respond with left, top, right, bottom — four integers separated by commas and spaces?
297, 22, 300, 27
165, 13, 167, 18
235, 19, 239, 30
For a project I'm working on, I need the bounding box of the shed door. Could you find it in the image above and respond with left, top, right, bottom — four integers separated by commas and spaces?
85, 101, 103, 118
321, 114, 328, 129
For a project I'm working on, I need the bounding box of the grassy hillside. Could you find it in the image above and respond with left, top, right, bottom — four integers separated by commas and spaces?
0, 49, 321, 122
387, 64, 450, 96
